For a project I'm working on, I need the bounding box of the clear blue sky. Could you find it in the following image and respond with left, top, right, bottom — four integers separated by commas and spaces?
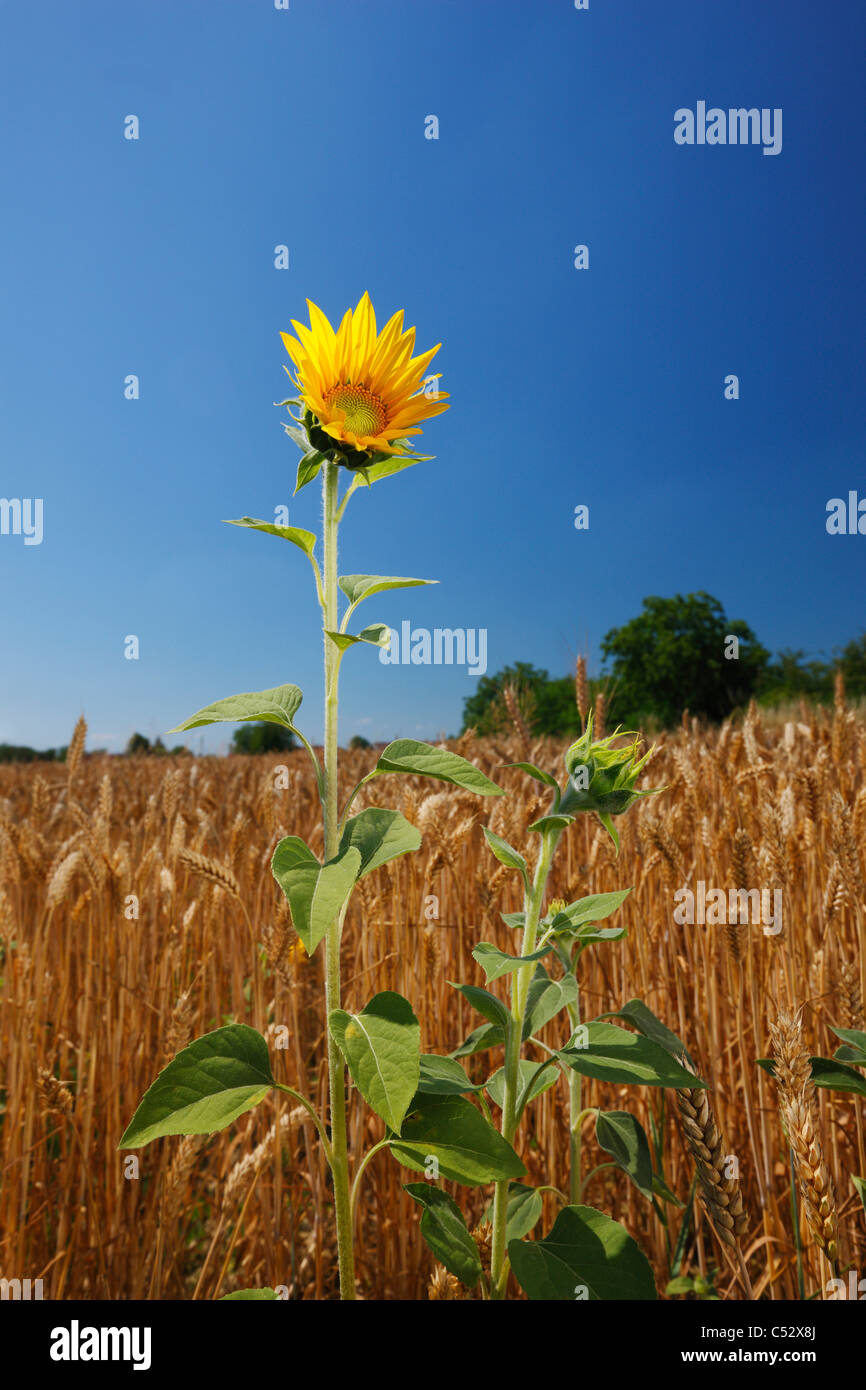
1, 0, 863, 752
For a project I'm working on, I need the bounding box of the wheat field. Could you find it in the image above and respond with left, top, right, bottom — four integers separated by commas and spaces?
1, 694, 864, 1301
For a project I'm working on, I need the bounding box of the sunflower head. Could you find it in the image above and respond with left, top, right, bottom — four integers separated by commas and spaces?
280, 293, 449, 471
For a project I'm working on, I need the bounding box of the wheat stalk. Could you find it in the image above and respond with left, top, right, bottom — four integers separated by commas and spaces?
768, 1008, 839, 1273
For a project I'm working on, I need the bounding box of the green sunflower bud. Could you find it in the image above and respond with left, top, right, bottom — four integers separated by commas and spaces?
559, 711, 659, 824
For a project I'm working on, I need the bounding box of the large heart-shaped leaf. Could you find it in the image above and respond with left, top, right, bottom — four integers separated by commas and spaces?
338, 808, 421, 879
223, 516, 317, 559
373, 740, 504, 796
389, 1094, 526, 1186
169, 684, 304, 735
404, 1184, 482, 1288
558, 1022, 705, 1088
509, 1205, 657, 1301
271, 841, 361, 955
120, 1025, 274, 1148
329, 992, 420, 1133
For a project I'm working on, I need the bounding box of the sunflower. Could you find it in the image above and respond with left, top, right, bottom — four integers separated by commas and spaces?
280, 293, 449, 465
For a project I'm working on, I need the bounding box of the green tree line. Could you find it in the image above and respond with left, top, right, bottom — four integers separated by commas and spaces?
461, 591, 866, 737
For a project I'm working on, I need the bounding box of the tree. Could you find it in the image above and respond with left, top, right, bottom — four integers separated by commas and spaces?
460, 662, 618, 738
756, 648, 831, 705
461, 662, 583, 738
600, 592, 769, 727
837, 633, 866, 700
126, 732, 151, 756
231, 721, 297, 755
349, 734, 371, 750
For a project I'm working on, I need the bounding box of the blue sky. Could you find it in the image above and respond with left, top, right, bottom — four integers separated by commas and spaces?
1, 0, 863, 752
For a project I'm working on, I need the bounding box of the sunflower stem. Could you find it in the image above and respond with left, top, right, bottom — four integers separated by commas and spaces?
566, 976, 583, 1205
321, 459, 356, 1300
489, 830, 557, 1299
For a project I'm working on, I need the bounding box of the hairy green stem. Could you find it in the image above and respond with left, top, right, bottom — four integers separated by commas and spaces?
489, 832, 557, 1298
321, 460, 356, 1300
566, 978, 582, 1204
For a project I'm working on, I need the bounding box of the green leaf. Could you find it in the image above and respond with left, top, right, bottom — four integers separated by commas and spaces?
482, 1182, 544, 1241
169, 684, 304, 735
471, 940, 554, 984
527, 814, 575, 835
271, 841, 361, 955
598, 813, 620, 854
522, 966, 579, 1040
417, 1054, 483, 1095
294, 450, 326, 494
270, 835, 319, 875
450, 1023, 505, 1058
481, 827, 529, 883
338, 574, 438, 608
329, 992, 420, 1134
652, 1170, 684, 1208
600, 999, 696, 1069
119, 1025, 274, 1148
853, 1176, 866, 1216
757, 1055, 866, 1097
404, 1185, 482, 1288
338, 807, 421, 880
508, 1204, 657, 1301
595, 1110, 654, 1201
223, 516, 317, 560
500, 911, 526, 930
558, 1022, 705, 1089
485, 1059, 558, 1115
373, 739, 504, 796
550, 890, 632, 931
501, 762, 560, 791
219, 1288, 279, 1301
450, 981, 510, 1028
569, 925, 626, 944
664, 1275, 696, 1297
357, 454, 425, 486
805, 1056, 866, 1097
325, 623, 391, 651
389, 1094, 526, 1186
830, 1026, 866, 1065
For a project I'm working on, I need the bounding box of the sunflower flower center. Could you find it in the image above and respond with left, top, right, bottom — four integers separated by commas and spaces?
323, 382, 387, 438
